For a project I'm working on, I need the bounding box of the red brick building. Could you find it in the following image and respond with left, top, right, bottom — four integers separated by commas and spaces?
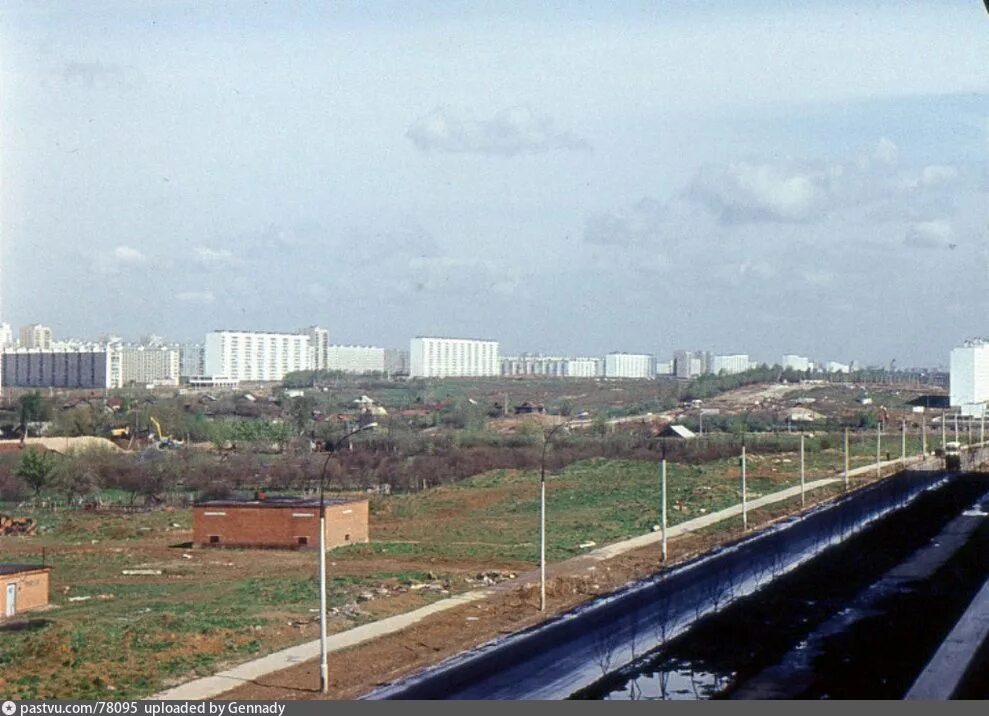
192, 496, 369, 550
1, 564, 52, 619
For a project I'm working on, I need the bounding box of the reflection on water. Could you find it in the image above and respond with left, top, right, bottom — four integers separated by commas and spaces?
602, 661, 735, 700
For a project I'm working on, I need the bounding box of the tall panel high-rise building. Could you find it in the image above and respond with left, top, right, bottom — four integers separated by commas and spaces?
409, 337, 499, 378
204, 330, 310, 382
2, 344, 121, 389
711, 354, 753, 375
305, 326, 329, 371
19, 324, 52, 350
950, 339, 989, 416
326, 345, 385, 374
604, 352, 654, 379
119, 345, 181, 386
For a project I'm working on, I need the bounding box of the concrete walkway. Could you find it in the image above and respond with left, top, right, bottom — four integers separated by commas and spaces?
151, 472, 862, 700
905, 561, 989, 699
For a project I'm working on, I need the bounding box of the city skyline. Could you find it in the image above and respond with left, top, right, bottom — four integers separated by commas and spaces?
2, 1, 987, 366
0, 319, 941, 375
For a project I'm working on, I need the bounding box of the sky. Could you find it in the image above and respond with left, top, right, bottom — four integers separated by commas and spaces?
1, 0, 987, 366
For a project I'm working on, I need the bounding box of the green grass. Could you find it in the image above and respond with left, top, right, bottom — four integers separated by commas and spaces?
374, 457, 796, 562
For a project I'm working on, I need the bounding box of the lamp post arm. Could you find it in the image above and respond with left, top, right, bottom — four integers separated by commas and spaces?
318, 424, 375, 502
541, 420, 572, 482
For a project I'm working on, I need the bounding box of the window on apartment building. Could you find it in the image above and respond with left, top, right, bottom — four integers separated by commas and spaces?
209, 535, 220, 544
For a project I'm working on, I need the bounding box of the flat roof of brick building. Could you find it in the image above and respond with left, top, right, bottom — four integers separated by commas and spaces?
193, 496, 366, 508
0, 564, 52, 576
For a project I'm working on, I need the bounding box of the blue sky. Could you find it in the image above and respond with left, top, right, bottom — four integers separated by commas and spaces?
1, 1, 986, 366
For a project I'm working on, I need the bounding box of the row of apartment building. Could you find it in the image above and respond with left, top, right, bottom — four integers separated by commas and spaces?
500, 351, 751, 380
0, 321, 863, 389
0, 327, 411, 390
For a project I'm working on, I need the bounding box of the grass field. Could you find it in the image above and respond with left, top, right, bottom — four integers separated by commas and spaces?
0, 430, 935, 699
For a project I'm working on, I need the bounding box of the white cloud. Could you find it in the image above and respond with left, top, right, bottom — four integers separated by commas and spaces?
175, 290, 215, 303
194, 246, 237, 266
407, 105, 590, 157
689, 162, 825, 223
113, 245, 147, 263
688, 141, 964, 227
904, 219, 954, 249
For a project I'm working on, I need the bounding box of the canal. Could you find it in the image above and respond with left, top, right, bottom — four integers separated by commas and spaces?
575, 474, 989, 700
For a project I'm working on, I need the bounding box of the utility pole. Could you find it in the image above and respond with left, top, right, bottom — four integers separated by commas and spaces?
844, 427, 850, 490
901, 419, 906, 460
800, 433, 806, 509
941, 409, 946, 451
922, 415, 927, 456
741, 446, 747, 531
876, 423, 882, 478
660, 459, 668, 562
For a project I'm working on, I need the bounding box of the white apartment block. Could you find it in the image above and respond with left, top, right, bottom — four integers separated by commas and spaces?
673, 350, 710, 379
605, 352, 654, 379
711, 354, 753, 375
179, 344, 205, 378
565, 357, 604, 378
204, 330, 310, 382
950, 339, 989, 416
825, 361, 851, 374
306, 326, 329, 371
0, 323, 14, 349
326, 345, 386, 374
409, 337, 499, 378
119, 345, 181, 386
502, 355, 566, 377
782, 354, 811, 372
501, 355, 603, 378
19, 324, 52, 350
1, 344, 121, 389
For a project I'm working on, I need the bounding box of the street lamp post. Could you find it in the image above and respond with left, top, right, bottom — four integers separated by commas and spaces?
799, 432, 805, 509
979, 403, 986, 447
317, 421, 377, 694
539, 411, 588, 612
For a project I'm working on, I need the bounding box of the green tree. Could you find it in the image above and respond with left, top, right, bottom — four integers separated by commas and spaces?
15, 449, 58, 497
17, 392, 51, 438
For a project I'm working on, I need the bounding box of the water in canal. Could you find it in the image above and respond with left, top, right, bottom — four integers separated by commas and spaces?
574, 474, 989, 700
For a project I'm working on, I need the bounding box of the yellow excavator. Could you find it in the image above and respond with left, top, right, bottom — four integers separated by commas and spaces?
150, 417, 182, 449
